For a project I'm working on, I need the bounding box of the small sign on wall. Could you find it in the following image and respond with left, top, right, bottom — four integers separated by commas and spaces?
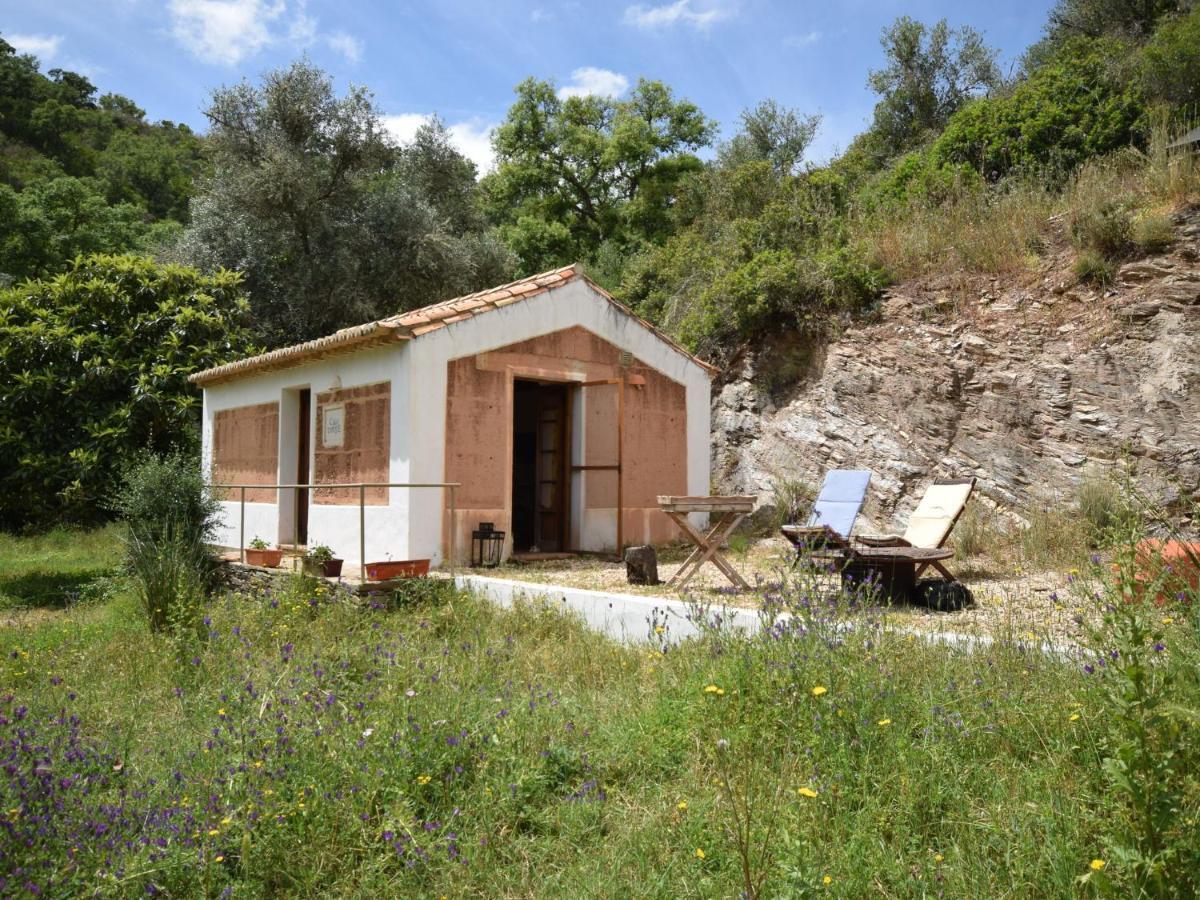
322, 403, 345, 448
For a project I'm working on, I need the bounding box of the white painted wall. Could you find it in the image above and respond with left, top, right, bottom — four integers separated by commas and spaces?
202, 345, 411, 565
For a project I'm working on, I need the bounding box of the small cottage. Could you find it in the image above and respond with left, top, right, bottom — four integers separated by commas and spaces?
190, 264, 716, 567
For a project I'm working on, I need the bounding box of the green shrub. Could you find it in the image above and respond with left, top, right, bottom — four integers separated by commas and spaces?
1132, 210, 1175, 252
1068, 163, 1136, 258
770, 476, 815, 530
1074, 249, 1118, 285
1072, 202, 1133, 257
1076, 531, 1200, 897
384, 575, 458, 609
0, 254, 257, 530
1140, 6, 1200, 108
1076, 471, 1135, 543
113, 452, 218, 635
932, 37, 1145, 182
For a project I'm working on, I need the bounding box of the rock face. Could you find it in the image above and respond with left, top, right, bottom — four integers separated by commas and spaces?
713, 209, 1200, 528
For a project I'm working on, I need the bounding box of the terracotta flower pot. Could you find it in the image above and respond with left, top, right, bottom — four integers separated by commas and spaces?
321, 559, 344, 578
365, 559, 430, 581
246, 548, 283, 568
1120, 540, 1200, 604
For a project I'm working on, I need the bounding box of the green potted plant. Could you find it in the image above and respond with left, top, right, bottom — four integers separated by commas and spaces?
245, 536, 283, 568
303, 544, 343, 578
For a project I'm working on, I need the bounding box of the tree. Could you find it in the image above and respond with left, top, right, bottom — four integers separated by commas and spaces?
932, 37, 1144, 181
0, 255, 257, 529
1140, 6, 1200, 108
1025, 0, 1183, 69
396, 116, 482, 235
0, 33, 204, 269
717, 101, 821, 176
177, 60, 512, 345
0, 177, 167, 283
867, 17, 1000, 158
484, 77, 716, 273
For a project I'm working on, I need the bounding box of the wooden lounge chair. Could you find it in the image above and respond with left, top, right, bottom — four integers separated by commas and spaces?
781, 469, 872, 558
856, 477, 976, 578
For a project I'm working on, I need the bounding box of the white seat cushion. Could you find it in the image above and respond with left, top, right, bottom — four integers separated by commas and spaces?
902, 482, 973, 548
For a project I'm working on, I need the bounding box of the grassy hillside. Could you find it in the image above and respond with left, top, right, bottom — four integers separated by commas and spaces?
2, 529, 1198, 896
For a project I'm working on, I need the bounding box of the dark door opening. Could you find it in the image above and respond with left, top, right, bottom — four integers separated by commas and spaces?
511, 380, 568, 553
296, 388, 310, 546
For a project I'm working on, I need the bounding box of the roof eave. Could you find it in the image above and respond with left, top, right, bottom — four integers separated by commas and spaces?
188, 322, 410, 387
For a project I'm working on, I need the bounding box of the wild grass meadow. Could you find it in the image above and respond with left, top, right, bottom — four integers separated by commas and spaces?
2, 522, 1198, 897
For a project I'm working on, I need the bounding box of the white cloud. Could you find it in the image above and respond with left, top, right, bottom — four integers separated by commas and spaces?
784, 30, 822, 48
530, 8, 549, 22
622, 0, 730, 31
287, 5, 317, 45
382, 114, 497, 176
446, 120, 496, 175
7, 33, 64, 61
326, 31, 362, 63
380, 114, 430, 144
168, 0, 286, 65
167, 0, 363, 66
557, 67, 629, 99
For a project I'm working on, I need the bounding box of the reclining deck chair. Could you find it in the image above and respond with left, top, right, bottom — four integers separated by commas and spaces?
780, 469, 872, 558
857, 477, 976, 578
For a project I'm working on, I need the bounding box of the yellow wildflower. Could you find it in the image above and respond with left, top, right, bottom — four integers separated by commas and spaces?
811, 685, 827, 697
695, 848, 705, 860
822, 875, 832, 885
677, 800, 688, 811
1090, 859, 1106, 871
877, 718, 892, 727
417, 775, 432, 785
207, 829, 219, 837
703, 684, 725, 695
215, 856, 225, 863
798, 787, 819, 798
934, 853, 944, 862
1069, 713, 1081, 722
217, 708, 226, 718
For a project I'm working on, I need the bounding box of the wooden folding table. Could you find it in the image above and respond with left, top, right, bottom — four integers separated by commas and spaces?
658, 495, 756, 591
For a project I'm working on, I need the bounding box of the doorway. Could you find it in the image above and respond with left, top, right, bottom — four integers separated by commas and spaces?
296, 388, 310, 546
511, 380, 568, 553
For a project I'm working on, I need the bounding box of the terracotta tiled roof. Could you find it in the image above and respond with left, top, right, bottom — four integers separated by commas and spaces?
189, 263, 717, 386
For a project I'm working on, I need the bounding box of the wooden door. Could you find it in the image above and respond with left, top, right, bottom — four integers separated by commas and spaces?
297, 388, 310, 545
534, 386, 567, 551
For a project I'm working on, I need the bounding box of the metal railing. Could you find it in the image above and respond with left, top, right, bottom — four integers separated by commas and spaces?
209, 481, 460, 581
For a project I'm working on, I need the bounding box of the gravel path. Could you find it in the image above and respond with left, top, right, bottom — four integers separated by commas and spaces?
486, 537, 1093, 645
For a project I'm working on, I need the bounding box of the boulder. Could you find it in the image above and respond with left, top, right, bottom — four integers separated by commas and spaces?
624, 545, 660, 585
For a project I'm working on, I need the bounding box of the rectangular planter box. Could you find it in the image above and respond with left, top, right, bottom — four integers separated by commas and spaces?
245, 548, 284, 568
365, 559, 430, 581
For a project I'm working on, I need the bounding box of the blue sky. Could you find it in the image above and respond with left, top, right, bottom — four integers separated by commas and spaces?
2, 0, 1056, 171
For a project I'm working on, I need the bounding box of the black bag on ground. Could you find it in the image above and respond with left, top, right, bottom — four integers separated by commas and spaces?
911, 578, 974, 611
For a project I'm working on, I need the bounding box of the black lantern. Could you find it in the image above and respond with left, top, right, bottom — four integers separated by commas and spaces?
471, 522, 505, 568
